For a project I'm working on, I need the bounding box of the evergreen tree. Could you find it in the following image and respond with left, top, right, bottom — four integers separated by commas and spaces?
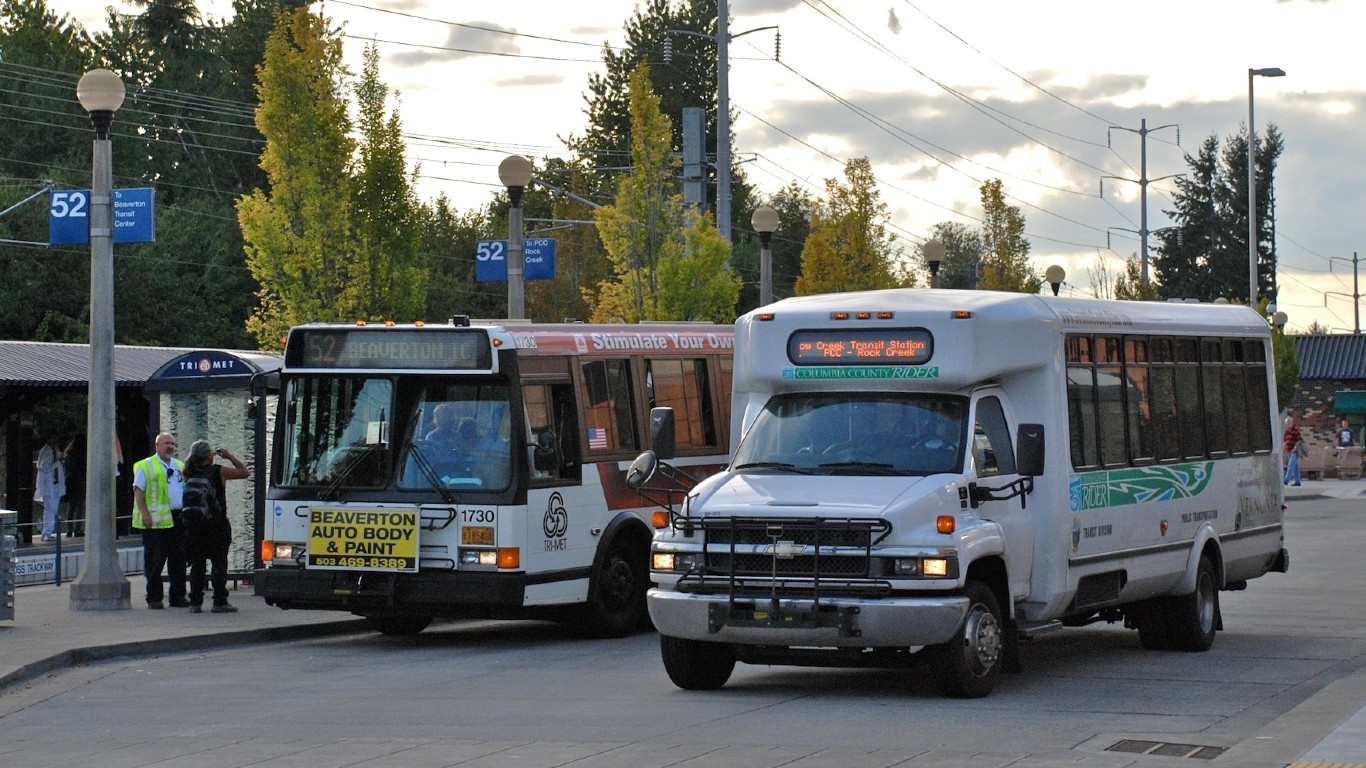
421, 194, 501, 321
236, 8, 354, 347
977, 179, 1040, 293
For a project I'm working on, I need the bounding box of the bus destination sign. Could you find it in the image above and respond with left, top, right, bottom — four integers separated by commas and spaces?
288, 329, 493, 370
787, 328, 933, 365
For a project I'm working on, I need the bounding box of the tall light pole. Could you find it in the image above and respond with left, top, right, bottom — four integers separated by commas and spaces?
923, 239, 945, 289
498, 155, 533, 320
1248, 67, 1285, 307
70, 68, 130, 610
717, 0, 731, 243
751, 205, 778, 305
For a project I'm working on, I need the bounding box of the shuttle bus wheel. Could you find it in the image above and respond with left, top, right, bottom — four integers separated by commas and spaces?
935, 581, 1003, 698
660, 635, 736, 690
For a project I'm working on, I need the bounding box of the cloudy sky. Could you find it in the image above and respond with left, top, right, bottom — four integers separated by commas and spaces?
56, 0, 1365, 332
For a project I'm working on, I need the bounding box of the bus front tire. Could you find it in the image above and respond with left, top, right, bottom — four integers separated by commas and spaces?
660, 635, 736, 690
934, 581, 1003, 698
578, 536, 649, 638
366, 615, 432, 636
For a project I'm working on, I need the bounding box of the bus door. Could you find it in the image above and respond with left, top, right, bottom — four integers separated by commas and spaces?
968, 391, 1034, 598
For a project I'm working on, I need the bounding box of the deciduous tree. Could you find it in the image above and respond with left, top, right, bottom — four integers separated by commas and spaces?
976, 178, 1039, 293
794, 158, 900, 295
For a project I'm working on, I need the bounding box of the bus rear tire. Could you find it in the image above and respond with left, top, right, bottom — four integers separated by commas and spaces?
660, 635, 735, 690
577, 536, 648, 638
366, 615, 432, 636
934, 581, 1003, 698
1165, 555, 1218, 651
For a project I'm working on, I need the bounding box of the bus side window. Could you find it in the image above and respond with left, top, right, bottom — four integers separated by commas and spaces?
973, 396, 1016, 477
524, 382, 580, 485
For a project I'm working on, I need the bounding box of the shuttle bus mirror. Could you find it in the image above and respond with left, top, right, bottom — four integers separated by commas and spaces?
626, 450, 658, 490
1016, 423, 1045, 477
650, 407, 676, 460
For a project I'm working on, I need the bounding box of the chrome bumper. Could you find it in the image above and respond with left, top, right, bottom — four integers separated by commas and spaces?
647, 588, 969, 647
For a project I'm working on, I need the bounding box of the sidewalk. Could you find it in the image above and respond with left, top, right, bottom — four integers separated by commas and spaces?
0, 577, 367, 692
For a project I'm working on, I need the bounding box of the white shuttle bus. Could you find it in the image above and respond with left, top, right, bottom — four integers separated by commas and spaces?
630, 289, 1288, 697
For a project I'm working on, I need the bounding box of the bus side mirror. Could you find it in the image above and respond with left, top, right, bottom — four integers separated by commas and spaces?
649, 407, 676, 460
1016, 423, 1045, 477
532, 429, 558, 472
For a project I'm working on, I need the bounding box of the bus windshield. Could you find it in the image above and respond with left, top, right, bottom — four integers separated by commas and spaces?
732, 393, 968, 476
278, 376, 394, 488
399, 383, 512, 491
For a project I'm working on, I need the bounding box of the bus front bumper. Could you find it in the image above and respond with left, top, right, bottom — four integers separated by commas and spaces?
647, 588, 969, 648
253, 566, 527, 614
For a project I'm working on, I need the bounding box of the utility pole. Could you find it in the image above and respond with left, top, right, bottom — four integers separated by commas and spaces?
1328, 252, 1361, 335
1102, 119, 1179, 286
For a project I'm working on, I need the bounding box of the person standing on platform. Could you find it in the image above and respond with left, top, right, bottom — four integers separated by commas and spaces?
34, 434, 66, 542
1282, 412, 1304, 487
181, 440, 248, 613
132, 433, 189, 609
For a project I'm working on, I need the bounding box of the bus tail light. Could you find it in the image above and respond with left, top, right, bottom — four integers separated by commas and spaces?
261, 540, 275, 562
651, 510, 669, 528
497, 548, 520, 569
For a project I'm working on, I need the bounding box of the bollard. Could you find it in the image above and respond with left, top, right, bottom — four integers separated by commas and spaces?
1, 510, 16, 620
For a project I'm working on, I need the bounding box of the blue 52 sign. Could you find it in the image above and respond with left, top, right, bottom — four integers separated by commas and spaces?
49, 188, 156, 245
475, 238, 556, 282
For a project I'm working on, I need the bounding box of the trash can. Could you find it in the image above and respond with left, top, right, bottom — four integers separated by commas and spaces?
1, 510, 15, 621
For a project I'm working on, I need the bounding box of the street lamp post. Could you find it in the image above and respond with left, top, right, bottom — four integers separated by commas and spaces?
498, 155, 533, 320
1248, 66, 1285, 307
70, 68, 130, 610
751, 205, 778, 305
1045, 265, 1066, 297
923, 240, 945, 289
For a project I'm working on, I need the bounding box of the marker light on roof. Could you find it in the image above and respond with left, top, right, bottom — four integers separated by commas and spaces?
878, 312, 895, 319
831, 312, 850, 320
855, 312, 871, 320
952, 311, 973, 319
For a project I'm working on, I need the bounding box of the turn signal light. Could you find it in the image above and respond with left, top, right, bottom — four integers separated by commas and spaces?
936, 515, 956, 534
261, 540, 275, 562
652, 510, 670, 528
497, 547, 520, 569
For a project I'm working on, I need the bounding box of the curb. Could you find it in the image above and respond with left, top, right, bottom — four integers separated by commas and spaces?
0, 618, 368, 693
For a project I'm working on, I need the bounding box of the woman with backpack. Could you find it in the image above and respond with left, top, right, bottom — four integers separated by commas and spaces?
182, 440, 248, 613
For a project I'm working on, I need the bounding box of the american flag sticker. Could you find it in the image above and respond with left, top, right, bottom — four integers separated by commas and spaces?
588, 427, 608, 449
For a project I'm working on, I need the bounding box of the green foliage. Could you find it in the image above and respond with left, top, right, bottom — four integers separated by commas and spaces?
919, 221, 983, 289
1113, 256, 1160, 301
1272, 328, 1299, 412
421, 195, 501, 322
237, 8, 356, 348
977, 179, 1040, 293
350, 42, 426, 323
590, 64, 736, 323
658, 209, 740, 322
794, 158, 900, 295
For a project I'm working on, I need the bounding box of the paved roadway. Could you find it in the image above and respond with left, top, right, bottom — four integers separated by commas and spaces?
0, 482, 1363, 768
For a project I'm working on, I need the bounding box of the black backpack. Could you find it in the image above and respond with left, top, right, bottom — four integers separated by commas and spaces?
182, 471, 221, 527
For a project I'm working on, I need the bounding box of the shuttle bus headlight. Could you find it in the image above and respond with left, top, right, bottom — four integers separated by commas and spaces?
890, 556, 956, 579
652, 552, 700, 572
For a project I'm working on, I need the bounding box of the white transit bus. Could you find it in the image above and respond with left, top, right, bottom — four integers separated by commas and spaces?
631, 289, 1288, 697
253, 319, 734, 636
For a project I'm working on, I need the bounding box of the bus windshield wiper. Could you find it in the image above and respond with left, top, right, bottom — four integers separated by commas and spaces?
319, 444, 379, 501
406, 440, 454, 503
732, 461, 814, 474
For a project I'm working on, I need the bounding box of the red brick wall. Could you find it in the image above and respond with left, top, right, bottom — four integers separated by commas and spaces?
1288, 378, 1366, 447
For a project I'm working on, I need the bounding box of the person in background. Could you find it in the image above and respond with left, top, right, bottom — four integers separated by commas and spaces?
34, 434, 66, 542
1282, 412, 1304, 487
132, 433, 189, 609
1334, 418, 1354, 450
182, 440, 249, 613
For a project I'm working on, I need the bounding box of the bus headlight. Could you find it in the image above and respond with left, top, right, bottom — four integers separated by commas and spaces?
269, 542, 304, 563
652, 552, 700, 572
459, 549, 499, 566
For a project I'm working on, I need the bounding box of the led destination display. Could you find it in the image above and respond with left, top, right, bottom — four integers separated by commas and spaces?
787, 328, 933, 365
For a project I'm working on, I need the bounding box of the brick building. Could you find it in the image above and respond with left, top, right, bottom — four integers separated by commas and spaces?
1288, 334, 1366, 448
